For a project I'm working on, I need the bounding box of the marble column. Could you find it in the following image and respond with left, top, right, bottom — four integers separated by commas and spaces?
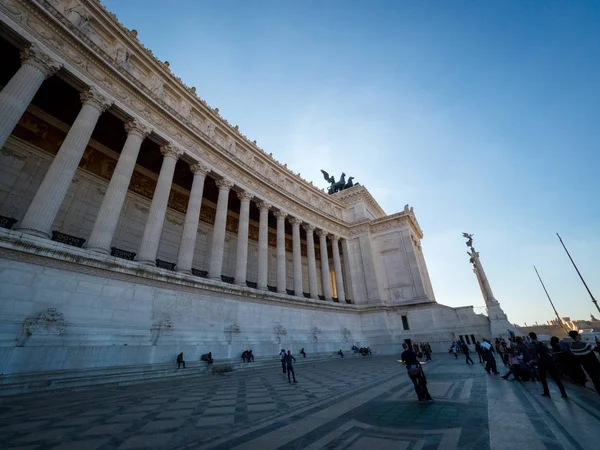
317, 230, 333, 300
341, 238, 355, 302
257, 201, 271, 290
208, 178, 234, 279
16, 87, 112, 238
0, 44, 61, 150
303, 224, 319, 299
234, 190, 253, 285
87, 119, 152, 253
275, 211, 288, 293
331, 235, 346, 303
176, 163, 211, 273
136, 144, 183, 265
290, 217, 303, 296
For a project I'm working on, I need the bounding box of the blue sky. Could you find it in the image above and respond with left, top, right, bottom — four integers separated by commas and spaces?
101, 0, 600, 325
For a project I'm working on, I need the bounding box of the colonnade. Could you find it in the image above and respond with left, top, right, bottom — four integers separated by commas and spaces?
0, 44, 349, 302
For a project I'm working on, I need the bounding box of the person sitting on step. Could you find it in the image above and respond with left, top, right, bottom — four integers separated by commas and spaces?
246, 349, 254, 362
338, 349, 344, 358
177, 352, 186, 369
242, 350, 249, 363
201, 352, 213, 365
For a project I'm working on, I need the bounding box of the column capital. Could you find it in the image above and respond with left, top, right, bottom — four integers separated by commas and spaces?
274, 210, 288, 221
80, 87, 112, 112
190, 162, 211, 176
330, 234, 340, 242
20, 43, 62, 77
290, 217, 303, 227
316, 229, 330, 238
215, 178, 234, 190
303, 223, 315, 233
258, 201, 271, 212
124, 118, 152, 138
160, 143, 183, 160
237, 190, 253, 202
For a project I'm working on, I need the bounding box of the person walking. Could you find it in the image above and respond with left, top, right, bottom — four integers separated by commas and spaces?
285, 350, 297, 383
280, 349, 287, 374
482, 340, 499, 374
401, 343, 434, 403
529, 332, 568, 399
569, 330, 600, 395
452, 343, 458, 359
475, 341, 483, 363
462, 341, 475, 365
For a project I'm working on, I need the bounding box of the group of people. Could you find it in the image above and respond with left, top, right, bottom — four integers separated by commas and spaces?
456, 331, 600, 399
176, 351, 213, 369
241, 350, 254, 363
412, 342, 433, 361
351, 345, 373, 356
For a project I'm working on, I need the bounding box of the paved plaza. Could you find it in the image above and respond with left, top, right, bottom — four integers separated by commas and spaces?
1, 355, 599, 449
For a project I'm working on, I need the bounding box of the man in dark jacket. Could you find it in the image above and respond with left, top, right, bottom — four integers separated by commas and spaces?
177, 352, 186, 369
285, 350, 297, 383
462, 341, 474, 365
569, 330, 600, 395
529, 332, 567, 398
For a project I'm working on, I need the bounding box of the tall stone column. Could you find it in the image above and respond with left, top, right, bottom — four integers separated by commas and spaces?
303, 224, 319, 299
275, 211, 288, 293
175, 163, 210, 273
257, 201, 271, 290
16, 87, 112, 237
87, 119, 152, 253
136, 144, 183, 265
341, 238, 355, 302
317, 230, 333, 300
234, 190, 253, 285
208, 178, 234, 279
290, 217, 303, 296
0, 44, 61, 150
331, 235, 346, 303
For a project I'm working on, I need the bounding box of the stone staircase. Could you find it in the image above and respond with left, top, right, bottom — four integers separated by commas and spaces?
0, 351, 367, 397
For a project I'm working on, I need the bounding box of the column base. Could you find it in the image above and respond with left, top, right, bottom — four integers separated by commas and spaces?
136, 260, 156, 267
14, 227, 50, 239
258, 285, 269, 291
277, 289, 287, 294
235, 280, 246, 286
86, 245, 111, 255
209, 276, 222, 281
176, 269, 192, 275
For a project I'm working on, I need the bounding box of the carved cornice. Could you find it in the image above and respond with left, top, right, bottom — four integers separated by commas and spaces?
333, 185, 386, 218
20, 42, 62, 76
6, 0, 350, 231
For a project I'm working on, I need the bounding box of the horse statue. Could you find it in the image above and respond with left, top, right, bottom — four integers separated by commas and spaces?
321, 170, 346, 194
344, 177, 355, 189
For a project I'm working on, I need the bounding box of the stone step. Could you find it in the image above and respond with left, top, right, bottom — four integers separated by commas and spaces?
0, 351, 365, 397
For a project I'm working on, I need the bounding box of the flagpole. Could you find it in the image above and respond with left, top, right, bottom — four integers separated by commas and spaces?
556, 233, 600, 315
534, 265, 568, 332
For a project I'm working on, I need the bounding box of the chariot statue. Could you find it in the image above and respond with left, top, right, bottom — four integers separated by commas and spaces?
320, 169, 358, 195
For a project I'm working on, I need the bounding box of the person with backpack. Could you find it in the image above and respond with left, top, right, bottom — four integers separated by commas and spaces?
529, 332, 568, 399
401, 343, 434, 403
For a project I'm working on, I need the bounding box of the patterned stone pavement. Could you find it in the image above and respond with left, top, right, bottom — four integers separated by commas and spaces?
1, 355, 599, 449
